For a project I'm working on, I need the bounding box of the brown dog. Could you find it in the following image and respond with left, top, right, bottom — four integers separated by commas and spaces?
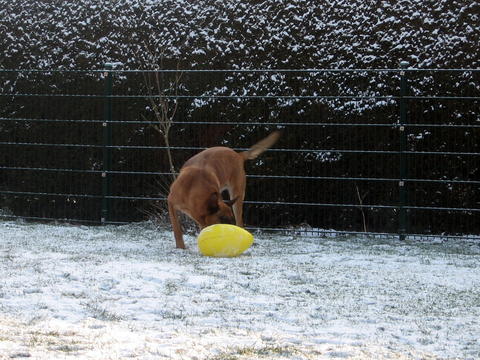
167, 131, 280, 248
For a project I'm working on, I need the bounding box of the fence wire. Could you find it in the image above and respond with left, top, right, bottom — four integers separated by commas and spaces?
0, 68, 479, 240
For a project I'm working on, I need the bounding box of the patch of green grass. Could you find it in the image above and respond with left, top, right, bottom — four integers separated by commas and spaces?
1, 252, 15, 262
61, 290, 87, 299
208, 345, 300, 360
157, 308, 186, 320
84, 302, 123, 321
27, 329, 84, 354
164, 279, 180, 294
54, 344, 81, 353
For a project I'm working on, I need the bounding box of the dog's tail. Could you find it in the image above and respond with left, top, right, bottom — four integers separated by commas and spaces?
241, 130, 281, 160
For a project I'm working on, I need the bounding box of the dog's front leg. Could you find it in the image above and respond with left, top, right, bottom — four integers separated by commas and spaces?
168, 201, 186, 249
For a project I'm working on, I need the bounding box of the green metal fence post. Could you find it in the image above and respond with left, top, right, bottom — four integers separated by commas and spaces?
101, 63, 114, 224
398, 61, 409, 240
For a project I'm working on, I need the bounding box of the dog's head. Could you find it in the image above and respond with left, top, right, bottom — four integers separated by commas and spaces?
203, 192, 237, 227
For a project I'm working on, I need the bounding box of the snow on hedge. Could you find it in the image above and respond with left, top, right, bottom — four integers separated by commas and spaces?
0, 0, 478, 70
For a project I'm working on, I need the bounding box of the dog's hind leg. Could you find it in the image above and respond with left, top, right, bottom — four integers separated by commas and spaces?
228, 181, 246, 228
232, 196, 245, 227
168, 201, 186, 249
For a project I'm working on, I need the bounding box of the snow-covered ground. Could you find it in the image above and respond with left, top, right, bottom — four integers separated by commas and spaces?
0, 221, 479, 360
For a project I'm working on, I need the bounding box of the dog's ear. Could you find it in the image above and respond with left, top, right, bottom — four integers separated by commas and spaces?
207, 193, 220, 214
224, 197, 239, 207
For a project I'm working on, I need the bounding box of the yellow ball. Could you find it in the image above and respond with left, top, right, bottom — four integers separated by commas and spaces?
197, 224, 254, 257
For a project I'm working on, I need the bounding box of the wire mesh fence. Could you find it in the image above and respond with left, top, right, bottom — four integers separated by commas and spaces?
0, 67, 479, 239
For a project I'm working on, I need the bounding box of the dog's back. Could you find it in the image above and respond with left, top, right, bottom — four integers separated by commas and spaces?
183, 147, 244, 186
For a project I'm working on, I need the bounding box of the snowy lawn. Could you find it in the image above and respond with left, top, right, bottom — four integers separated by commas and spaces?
0, 221, 479, 360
